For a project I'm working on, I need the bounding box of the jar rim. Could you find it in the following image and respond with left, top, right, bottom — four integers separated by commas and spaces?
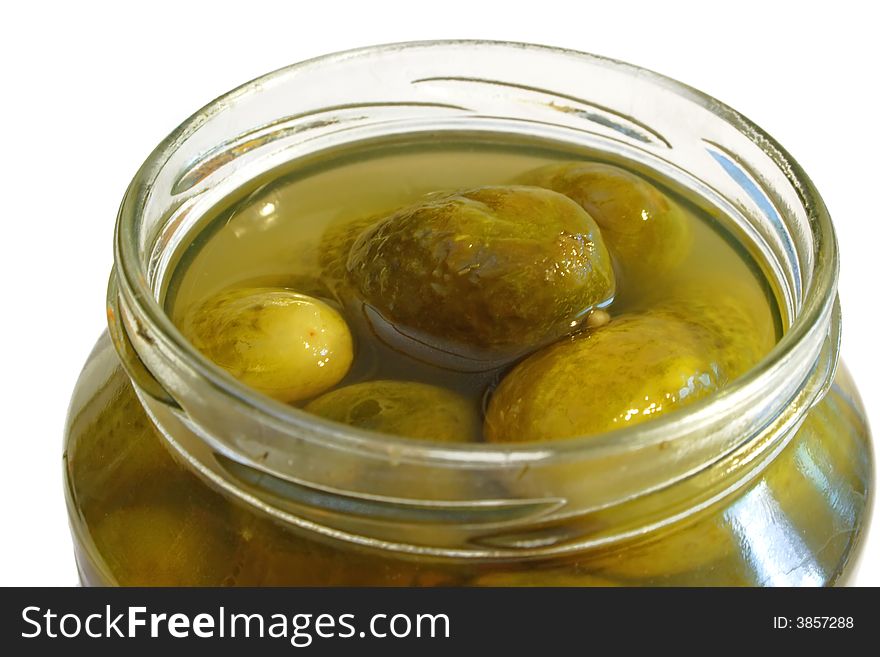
113, 39, 839, 469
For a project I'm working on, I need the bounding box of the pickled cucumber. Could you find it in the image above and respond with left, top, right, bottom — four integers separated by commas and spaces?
181, 287, 353, 402
520, 162, 692, 282
305, 380, 480, 442
484, 313, 727, 442
588, 513, 739, 583
91, 503, 242, 586
653, 283, 774, 379
345, 185, 615, 357
319, 213, 384, 295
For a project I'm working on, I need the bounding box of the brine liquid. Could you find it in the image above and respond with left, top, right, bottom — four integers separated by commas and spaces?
165, 133, 780, 418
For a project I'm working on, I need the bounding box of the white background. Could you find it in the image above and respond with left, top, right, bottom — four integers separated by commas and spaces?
0, 1, 876, 586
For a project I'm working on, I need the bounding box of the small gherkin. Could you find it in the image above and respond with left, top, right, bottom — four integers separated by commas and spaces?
181, 287, 354, 403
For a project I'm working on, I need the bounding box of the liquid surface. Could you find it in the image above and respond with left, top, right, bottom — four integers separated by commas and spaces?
166, 136, 779, 441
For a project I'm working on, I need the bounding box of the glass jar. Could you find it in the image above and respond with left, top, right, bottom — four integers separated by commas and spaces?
64, 41, 873, 586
